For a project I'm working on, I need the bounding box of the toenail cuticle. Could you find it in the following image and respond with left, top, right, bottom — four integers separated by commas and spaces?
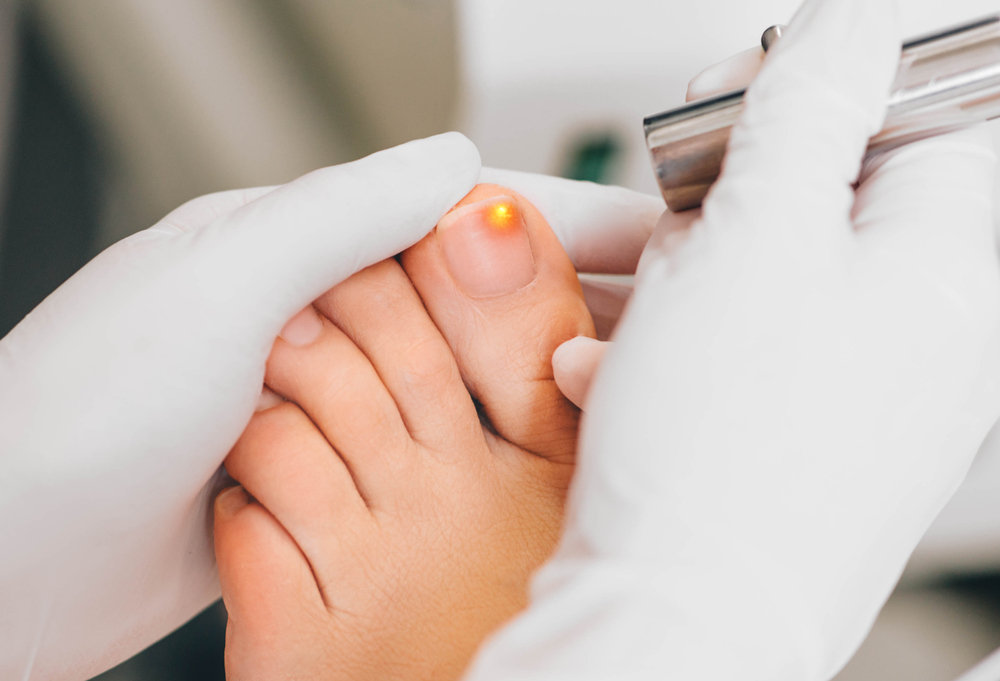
437, 195, 537, 299
279, 305, 324, 346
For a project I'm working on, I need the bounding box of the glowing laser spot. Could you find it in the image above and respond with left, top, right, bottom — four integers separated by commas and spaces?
487, 202, 517, 230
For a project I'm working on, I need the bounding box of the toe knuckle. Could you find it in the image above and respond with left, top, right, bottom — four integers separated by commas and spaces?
398, 337, 459, 389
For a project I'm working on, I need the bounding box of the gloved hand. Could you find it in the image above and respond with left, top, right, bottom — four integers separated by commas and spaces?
544, 45, 771, 406
466, 2, 1000, 681
0, 134, 480, 681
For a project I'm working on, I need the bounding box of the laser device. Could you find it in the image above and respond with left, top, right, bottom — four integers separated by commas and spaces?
644, 15, 1000, 212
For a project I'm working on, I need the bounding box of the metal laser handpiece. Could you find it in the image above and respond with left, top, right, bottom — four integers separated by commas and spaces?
644, 14, 1000, 212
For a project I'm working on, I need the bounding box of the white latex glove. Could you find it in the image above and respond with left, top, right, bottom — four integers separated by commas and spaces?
544, 46, 769, 405
466, 2, 1000, 681
0, 134, 480, 681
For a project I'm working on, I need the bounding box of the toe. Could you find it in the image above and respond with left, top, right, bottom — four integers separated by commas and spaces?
314, 260, 483, 455
213, 487, 325, 634
265, 308, 418, 506
401, 184, 595, 463
226, 403, 369, 537
224, 403, 373, 601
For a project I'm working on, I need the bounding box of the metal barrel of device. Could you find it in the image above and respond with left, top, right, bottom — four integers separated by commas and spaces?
644, 14, 1000, 212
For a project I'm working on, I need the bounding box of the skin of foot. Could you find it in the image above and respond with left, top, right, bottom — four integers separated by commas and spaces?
213, 184, 596, 681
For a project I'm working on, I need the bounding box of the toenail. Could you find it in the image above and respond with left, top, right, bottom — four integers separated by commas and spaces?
216, 485, 249, 516
437, 195, 537, 298
255, 387, 285, 412
279, 305, 324, 346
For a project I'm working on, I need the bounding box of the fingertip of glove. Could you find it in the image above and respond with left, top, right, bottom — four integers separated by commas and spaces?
354, 132, 480, 192
431, 130, 481, 161
394, 132, 482, 210
751, 0, 901, 134
415, 131, 482, 180
553, 335, 591, 367
686, 47, 764, 102
713, 0, 902, 211
553, 336, 608, 409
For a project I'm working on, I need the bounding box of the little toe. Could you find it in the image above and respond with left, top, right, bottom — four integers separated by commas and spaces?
213, 487, 324, 638
401, 184, 595, 463
214, 489, 339, 680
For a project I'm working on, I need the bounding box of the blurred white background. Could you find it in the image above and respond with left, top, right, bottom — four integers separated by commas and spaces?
0, 1, 998, 680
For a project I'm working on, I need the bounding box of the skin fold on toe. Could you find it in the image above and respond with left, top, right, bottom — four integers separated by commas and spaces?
214, 184, 595, 681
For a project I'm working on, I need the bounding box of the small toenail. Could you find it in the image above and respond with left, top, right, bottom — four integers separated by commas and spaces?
437, 195, 537, 299
216, 485, 249, 516
279, 305, 324, 346
255, 387, 285, 412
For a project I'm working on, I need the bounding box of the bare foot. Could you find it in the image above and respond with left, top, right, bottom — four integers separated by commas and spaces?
214, 184, 594, 681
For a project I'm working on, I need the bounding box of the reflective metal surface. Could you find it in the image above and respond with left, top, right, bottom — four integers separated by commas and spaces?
761, 24, 785, 52
645, 14, 1000, 211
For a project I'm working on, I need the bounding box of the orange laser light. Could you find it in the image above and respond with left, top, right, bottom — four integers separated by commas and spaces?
487, 201, 517, 229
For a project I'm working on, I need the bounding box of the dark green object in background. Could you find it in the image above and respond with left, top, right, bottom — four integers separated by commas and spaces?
561, 131, 623, 185
0, 9, 102, 337
92, 604, 226, 681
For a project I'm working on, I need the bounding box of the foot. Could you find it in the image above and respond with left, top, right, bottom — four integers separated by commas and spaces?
214, 184, 594, 681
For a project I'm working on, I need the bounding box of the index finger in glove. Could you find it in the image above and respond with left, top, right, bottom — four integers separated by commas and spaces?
707, 0, 901, 241
155, 186, 279, 234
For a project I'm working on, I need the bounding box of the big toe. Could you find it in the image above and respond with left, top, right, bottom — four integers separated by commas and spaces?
401, 184, 594, 463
